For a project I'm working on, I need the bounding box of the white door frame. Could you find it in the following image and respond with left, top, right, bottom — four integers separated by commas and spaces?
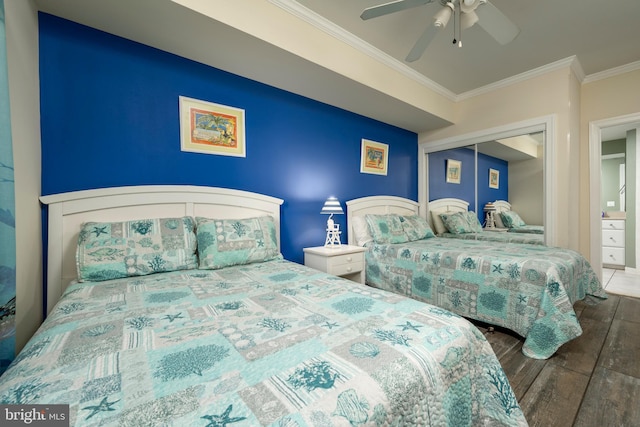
589, 112, 640, 276
418, 115, 556, 246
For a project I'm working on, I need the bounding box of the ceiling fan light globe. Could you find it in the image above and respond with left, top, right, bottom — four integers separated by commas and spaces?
460, 0, 480, 13
461, 10, 479, 29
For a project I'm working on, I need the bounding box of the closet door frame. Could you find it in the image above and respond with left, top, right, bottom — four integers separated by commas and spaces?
418, 115, 556, 246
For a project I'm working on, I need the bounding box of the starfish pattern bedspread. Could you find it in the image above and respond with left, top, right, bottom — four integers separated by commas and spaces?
364, 238, 606, 359
0, 259, 527, 426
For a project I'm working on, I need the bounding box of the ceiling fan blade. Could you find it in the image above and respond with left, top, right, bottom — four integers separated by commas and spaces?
406, 23, 440, 62
475, 1, 520, 45
361, 0, 434, 20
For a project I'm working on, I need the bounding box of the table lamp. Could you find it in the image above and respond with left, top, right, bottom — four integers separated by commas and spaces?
320, 196, 344, 247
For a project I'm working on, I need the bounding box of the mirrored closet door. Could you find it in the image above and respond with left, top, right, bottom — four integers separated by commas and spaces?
426, 133, 544, 236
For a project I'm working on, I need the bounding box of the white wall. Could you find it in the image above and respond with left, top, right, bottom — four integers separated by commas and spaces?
5, 0, 42, 352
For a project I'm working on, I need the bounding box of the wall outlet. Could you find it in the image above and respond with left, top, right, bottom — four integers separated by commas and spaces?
607, 201, 616, 207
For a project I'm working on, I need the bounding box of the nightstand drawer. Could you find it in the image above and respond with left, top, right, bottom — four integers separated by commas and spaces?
327, 257, 364, 276
303, 245, 366, 284
602, 229, 625, 247
602, 247, 625, 266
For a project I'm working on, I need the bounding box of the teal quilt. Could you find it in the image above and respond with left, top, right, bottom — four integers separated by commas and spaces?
0, 260, 527, 426
364, 238, 607, 359
508, 225, 544, 234
440, 231, 544, 245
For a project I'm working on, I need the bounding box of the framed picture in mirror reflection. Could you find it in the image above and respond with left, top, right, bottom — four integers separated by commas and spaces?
489, 168, 499, 189
446, 159, 461, 184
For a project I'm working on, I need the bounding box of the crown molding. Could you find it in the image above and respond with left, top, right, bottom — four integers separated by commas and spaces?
269, 0, 457, 101
570, 57, 585, 82
583, 60, 640, 84
456, 56, 581, 101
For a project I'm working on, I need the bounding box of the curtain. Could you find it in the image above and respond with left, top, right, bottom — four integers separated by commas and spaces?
0, 0, 17, 374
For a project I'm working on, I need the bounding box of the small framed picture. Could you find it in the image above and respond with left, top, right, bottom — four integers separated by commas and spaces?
179, 96, 246, 157
446, 159, 461, 184
489, 168, 499, 189
360, 139, 389, 175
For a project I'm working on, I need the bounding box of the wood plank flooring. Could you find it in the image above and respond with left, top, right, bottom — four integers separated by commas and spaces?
472, 294, 640, 427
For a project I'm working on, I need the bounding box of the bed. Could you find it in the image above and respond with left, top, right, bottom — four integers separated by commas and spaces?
0, 186, 527, 426
346, 195, 607, 359
493, 200, 544, 235
428, 198, 544, 245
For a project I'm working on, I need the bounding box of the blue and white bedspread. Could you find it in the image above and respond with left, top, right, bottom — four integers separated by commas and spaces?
508, 225, 544, 234
0, 259, 527, 426
364, 238, 607, 359
440, 231, 544, 245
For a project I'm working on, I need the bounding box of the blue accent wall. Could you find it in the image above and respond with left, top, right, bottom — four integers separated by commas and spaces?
428, 147, 508, 223
39, 14, 418, 264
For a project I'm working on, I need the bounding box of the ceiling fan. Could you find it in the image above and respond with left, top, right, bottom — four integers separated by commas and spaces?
361, 0, 520, 62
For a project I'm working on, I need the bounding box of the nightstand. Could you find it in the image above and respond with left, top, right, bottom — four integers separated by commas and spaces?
303, 245, 366, 284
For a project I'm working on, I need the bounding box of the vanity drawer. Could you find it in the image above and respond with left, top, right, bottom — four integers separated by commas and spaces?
602, 229, 625, 248
602, 247, 625, 266
602, 219, 625, 231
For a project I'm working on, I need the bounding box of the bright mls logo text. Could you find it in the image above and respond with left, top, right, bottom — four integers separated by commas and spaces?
1, 405, 68, 426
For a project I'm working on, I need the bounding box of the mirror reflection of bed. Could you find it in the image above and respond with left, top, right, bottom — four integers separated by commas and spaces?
427, 132, 544, 241
427, 198, 544, 244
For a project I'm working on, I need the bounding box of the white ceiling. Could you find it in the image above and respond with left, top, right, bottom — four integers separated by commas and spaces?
31, 0, 640, 134
296, 0, 640, 94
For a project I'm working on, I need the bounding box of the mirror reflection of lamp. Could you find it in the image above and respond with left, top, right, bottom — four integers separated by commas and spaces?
320, 196, 344, 247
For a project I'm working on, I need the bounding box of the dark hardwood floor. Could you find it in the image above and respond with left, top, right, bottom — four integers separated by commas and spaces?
473, 294, 640, 427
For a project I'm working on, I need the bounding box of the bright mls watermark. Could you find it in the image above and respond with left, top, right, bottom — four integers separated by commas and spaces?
1, 405, 69, 426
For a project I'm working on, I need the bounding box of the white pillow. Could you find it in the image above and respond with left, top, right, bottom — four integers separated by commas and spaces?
430, 210, 453, 235
494, 212, 505, 228
351, 215, 373, 246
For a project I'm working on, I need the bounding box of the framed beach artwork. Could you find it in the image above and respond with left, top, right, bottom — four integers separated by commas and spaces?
489, 168, 500, 189
179, 96, 246, 157
360, 139, 388, 175
446, 159, 461, 184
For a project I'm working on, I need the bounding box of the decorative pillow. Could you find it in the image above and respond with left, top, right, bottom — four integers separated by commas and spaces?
430, 210, 453, 235
76, 216, 197, 282
494, 212, 506, 228
400, 215, 435, 241
196, 215, 281, 270
365, 214, 409, 244
500, 211, 526, 228
351, 215, 373, 246
439, 211, 483, 234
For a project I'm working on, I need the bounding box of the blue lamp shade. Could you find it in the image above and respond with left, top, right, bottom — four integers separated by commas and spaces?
320, 197, 344, 216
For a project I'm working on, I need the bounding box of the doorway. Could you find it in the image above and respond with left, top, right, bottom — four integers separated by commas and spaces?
589, 113, 640, 297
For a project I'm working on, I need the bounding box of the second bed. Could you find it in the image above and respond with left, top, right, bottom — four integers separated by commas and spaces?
346, 195, 606, 359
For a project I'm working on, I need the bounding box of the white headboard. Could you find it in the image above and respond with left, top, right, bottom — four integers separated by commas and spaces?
40, 185, 284, 314
493, 200, 512, 213
426, 198, 469, 231
346, 196, 419, 245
